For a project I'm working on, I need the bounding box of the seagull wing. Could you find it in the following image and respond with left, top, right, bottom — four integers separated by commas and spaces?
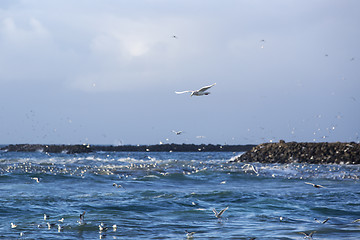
212, 208, 218, 217
217, 206, 228, 217
197, 83, 216, 93
304, 182, 314, 186
175, 90, 193, 94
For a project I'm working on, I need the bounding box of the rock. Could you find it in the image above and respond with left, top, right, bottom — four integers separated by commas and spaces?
231, 142, 360, 164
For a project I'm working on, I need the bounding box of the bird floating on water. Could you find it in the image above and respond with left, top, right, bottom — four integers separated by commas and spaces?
185, 230, 196, 239
113, 183, 125, 189
11, 223, 17, 228
99, 222, 108, 232
175, 83, 216, 96
212, 206, 229, 219
305, 182, 325, 188
77, 211, 86, 225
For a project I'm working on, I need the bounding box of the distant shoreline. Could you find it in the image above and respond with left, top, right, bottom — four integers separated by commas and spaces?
0, 143, 256, 154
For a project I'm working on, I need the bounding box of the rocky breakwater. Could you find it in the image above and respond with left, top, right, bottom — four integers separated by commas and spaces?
232, 141, 360, 164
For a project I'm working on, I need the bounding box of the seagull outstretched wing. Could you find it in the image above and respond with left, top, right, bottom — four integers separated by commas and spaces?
175, 90, 193, 94
197, 83, 216, 93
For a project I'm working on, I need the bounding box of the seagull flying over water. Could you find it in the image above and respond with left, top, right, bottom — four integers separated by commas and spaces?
31, 177, 40, 183
315, 217, 330, 224
212, 206, 229, 219
305, 182, 325, 188
299, 231, 316, 239
175, 83, 216, 96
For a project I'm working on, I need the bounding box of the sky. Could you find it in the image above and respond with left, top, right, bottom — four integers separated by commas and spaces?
0, 0, 359, 145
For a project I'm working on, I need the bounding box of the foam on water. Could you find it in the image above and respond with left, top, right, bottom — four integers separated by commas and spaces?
1, 151, 360, 239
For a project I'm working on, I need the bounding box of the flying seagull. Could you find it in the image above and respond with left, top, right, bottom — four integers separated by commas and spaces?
212, 206, 229, 219
305, 182, 325, 188
172, 130, 183, 135
299, 231, 316, 239
175, 83, 216, 96
314, 217, 330, 224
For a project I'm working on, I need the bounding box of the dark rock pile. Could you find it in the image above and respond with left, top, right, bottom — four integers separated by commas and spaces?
232, 141, 360, 164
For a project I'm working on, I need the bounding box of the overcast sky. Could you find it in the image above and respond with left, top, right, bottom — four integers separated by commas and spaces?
0, 0, 359, 145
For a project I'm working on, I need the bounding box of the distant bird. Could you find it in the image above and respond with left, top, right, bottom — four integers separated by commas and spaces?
58, 218, 64, 223
77, 211, 86, 225
172, 35, 178, 39
113, 183, 125, 189
305, 182, 325, 188
44, 214, 50, 220
175, 83, 216, 96
99, 222, 108, 232
242, 164, 258, 174
11, 223, 17, 228
212, 206, 229, 219
112, 224, 117, 232
47, 222, 55, 229
353, 219, 360, 223
172, 130, 183, 135
31, 177, 40, 183
315, 217, 330, 224
299, 231, 316, 239
185, 230, 196, 238
57, 224, 64, 232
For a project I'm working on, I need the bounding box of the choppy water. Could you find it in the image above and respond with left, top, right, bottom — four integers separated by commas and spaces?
1, 150, 360, 239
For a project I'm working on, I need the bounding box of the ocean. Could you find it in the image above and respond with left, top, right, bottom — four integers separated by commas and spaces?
0, 150, 359, 239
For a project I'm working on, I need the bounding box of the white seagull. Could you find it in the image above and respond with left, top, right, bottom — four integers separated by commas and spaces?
212, 206, 229, 219
172, 130, 183, 135
175, 83, 216, 96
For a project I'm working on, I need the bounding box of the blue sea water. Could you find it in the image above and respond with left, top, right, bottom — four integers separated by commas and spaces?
0, 150, 360, 239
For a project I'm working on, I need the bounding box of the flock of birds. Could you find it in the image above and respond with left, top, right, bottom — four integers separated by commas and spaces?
13, 174, 359, 239
9, 205, 230, 239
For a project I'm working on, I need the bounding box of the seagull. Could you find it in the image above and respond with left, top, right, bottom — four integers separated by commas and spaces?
305, 182, 325, 188
77, 211, 86, 225
185, 230, 196, 238
353, 219, 360, 223
44, 214, 50, 220
58, 218, 64, 223
113, 183, 125, 189
31, 177, 40, 183
172, 130, 183, 135
112, 224, 117, 232
57, 224, 64, 232
11, 223, 17, 228
242, 164, 258, 174
175, 83, 216, 96
315, 217, 330, 224
212, 206, 229, 219
99, 222, 108, 232
299, 231, 316, 239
